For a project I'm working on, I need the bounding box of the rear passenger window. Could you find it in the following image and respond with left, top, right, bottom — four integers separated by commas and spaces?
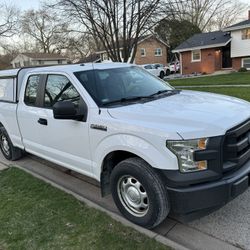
0, 78, 15, 102
24, 75, 40, 106
44, 75, 80, 108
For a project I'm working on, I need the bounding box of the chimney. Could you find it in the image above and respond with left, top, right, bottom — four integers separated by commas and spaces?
249, 10, 250, 20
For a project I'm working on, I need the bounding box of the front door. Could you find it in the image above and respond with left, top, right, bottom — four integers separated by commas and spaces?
222, 44, 232, 68
17, 73, 93, 177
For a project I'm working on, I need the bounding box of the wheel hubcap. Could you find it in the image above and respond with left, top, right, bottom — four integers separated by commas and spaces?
117, 176, 149, 217
1, 135, 10, 156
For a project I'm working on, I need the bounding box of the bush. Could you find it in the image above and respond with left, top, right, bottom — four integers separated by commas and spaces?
238, 67, 248, 72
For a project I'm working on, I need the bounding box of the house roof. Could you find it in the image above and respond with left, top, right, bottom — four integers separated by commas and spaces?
172, 31, 231, 53
21, 53, 67, 60
223, 19, 250, 31
95, 34, 169, 54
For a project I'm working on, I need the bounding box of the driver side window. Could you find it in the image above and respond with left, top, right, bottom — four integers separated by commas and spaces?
44, 75, 80, 108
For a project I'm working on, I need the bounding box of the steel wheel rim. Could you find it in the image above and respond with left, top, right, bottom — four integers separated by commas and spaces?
0, 135, 10, 156
117, 175, 149, 217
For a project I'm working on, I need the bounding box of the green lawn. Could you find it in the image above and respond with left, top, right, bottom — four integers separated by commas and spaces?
168, 72, 250, 86
179, 87, 250, 102
0, 168, 169, 250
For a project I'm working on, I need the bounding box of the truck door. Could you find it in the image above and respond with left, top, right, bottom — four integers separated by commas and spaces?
17, 73, 92, 177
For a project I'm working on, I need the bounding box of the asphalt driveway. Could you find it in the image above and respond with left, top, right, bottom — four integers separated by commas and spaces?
0, 153, 249, 250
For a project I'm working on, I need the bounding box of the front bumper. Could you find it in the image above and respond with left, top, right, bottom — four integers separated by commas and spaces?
166, 159, 250, 214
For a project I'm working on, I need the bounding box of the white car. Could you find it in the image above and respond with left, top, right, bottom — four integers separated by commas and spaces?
140, 64, 165, 78
0, 63, 250, 229
154, 63, 171, 76
169, 61, 180, 73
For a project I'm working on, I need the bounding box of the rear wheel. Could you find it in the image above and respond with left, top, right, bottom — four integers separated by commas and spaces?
110, 157, 170, 229
166, 69, 171, 76
159, 71, 164, 79
0, 127, 23, 161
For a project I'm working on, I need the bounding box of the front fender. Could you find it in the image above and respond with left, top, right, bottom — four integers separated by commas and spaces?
92, 133, 179, 180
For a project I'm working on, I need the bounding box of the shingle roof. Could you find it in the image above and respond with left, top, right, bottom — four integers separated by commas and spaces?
96, 34, 168, 53
22, 53, 67, 60
223, 19, 250, 31
172, 31, 231, 52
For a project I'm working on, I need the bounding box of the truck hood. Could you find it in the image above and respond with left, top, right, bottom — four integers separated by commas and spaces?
107, 90, 250, 139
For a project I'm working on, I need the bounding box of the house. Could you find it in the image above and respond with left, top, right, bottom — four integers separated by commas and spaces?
173, 11, 250, 74
95, 35, 169, 65
11, 53, 68, 68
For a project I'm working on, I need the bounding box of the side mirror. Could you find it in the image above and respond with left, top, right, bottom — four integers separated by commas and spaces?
53, 101, 83, 120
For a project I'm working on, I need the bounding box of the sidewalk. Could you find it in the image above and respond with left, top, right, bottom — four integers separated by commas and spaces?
0, 154, 245, 250
175, 84, 250, 88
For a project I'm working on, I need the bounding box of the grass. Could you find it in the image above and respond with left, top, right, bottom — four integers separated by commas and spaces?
179, 87, 250, 102
168, 72, 250, 86
0, 168, 169, 250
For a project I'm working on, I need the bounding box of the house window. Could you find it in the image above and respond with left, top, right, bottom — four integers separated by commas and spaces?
140, 48, 146, 57
242, 29, 250, 40
102, 53, 109, 61
155, 48, 162, 56
191, 50, 201, 62
242, 58, 250, 69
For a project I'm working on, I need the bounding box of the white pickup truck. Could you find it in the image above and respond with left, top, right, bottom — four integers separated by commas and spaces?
0, 63, 250, 229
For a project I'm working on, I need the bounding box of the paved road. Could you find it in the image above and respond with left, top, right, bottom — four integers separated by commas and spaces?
1, 154, 248, 250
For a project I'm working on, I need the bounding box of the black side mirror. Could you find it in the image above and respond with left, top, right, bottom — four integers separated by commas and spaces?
53, 101, 83, 120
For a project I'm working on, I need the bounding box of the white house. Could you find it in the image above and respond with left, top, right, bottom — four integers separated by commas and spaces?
223, 12, 250, 70
11, 53, 68, 68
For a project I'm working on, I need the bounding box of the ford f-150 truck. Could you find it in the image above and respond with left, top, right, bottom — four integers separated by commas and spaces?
0, 63, 250, 229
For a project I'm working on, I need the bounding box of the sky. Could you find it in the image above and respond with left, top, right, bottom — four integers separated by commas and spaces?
3, 0, 41, 10
4, 0, 250, 11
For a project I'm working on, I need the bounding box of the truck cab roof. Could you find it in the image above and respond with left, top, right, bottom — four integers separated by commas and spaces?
0, 63, 132, 79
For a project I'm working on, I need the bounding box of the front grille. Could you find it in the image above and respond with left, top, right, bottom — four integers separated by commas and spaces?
223, 119, 250, 173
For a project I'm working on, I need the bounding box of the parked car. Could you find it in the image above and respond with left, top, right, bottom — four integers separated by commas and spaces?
0, 63, 250, 229
140, 64, 165, 78
169, 61, 180, 73
154, 63, 171, 76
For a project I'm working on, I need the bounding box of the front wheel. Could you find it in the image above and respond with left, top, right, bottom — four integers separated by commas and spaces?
110, 157, 170, 229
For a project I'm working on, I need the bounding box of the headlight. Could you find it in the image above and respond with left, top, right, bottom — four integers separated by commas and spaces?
167, 138, 208, 173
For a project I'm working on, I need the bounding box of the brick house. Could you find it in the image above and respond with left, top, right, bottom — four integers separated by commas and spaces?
95, 35, 169, 65
173, 12, 250, 75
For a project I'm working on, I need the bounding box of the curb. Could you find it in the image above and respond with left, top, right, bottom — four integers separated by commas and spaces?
12, 164, 188, 250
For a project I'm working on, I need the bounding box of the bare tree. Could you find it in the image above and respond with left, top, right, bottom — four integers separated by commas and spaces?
21, 8, 69, 54
52, 0, 162, 63
0, 4, 19, 38
64, 34, 97, 60
165, 0, 248, 32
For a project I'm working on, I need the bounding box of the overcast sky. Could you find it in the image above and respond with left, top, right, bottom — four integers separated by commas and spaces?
5, 0, 250, 11
5, 0, 41, 10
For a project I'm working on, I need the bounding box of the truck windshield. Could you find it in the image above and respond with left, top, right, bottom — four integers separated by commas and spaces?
74, 66, 174, 107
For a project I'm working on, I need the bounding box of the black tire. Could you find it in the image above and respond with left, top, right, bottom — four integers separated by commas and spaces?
166, 69, 170, 76
0, 126, 23, 161
110, 157, 170, 229
159, 71, 164, 79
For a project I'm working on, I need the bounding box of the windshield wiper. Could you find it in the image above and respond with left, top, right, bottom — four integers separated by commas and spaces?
149, 89, 174, 97
102, 90, 179, 107
102, 96, 148, 106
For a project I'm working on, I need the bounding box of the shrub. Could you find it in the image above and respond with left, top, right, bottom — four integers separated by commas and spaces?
238, 67, 248, 72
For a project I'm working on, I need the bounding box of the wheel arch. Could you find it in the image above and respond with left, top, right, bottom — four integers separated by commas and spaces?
100, 150, 142, 197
